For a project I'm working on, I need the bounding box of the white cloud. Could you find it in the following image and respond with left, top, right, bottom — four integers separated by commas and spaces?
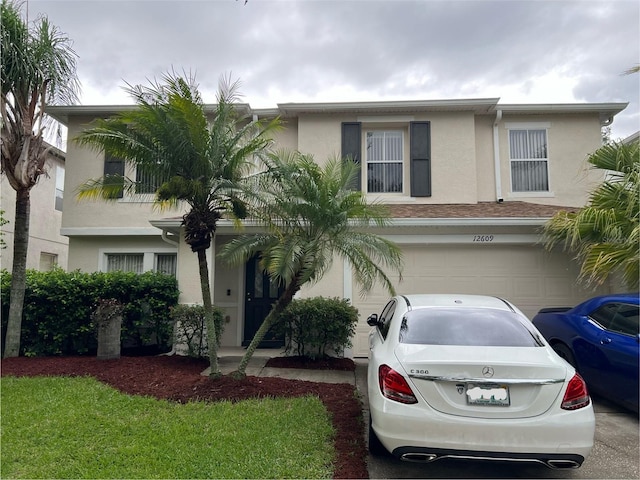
31, 0, 639, 139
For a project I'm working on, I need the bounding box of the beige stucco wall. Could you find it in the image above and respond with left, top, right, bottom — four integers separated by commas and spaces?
295, 111, 479, 204
497, 113, 604, 207
63, 117, 188, 230
66, 235, 174, 272
1, 152, 69, 271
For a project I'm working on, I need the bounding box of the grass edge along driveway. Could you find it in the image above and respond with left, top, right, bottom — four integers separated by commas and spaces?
1, 376, 335, 479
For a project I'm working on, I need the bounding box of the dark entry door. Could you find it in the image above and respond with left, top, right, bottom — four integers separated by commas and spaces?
243, 255, 285, 347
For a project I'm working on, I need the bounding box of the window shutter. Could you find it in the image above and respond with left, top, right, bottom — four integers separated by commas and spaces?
103, 155, 125, 199
341, 122, 362, 190
410, 121, 431, 197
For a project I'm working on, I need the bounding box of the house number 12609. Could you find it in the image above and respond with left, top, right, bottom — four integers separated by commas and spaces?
473, 235, 494, 242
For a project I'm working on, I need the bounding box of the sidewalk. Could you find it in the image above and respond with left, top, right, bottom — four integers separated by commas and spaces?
200, 347, 359, 385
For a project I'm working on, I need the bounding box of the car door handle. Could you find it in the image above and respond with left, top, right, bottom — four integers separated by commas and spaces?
600, 337, 612, 345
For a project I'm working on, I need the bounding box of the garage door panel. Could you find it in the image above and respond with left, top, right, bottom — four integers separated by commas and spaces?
352, 244, 609, 357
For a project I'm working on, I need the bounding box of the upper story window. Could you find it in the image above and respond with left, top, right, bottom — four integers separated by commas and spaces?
342, 121, 431, 197
508, 128, 549, 192
135, 164, 165, 195
366, 131, 404, 193
55, 166, 64, 211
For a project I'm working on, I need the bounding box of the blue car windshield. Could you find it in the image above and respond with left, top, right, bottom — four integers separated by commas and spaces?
399, 307, 543, 347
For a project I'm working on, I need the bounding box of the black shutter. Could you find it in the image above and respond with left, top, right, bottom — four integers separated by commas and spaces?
410, 121, 431, 197
103, 155, 125, 199
341, 122, 362, 190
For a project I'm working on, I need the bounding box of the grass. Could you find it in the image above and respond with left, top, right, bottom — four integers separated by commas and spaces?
1, 376, 335, 479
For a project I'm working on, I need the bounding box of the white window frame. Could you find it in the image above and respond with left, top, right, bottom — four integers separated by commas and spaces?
365, 129, 405, 194
99, 248, 178, 276
55, 166, 64, 212
506, 122, 553, 196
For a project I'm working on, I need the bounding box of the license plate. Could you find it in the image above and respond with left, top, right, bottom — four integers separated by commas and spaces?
466, 383, 510, 406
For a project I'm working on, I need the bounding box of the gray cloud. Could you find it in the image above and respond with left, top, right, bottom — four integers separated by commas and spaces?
31, 0, 639, 139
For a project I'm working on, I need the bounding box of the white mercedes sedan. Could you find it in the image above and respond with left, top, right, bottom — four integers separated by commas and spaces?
367, 294, 595, 469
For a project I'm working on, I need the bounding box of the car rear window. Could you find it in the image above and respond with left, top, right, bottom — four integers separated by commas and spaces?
399, 307, 542, 347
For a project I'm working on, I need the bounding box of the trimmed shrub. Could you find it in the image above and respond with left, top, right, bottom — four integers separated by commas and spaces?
0, 269, 179, 357
169, 304, 225, 358
277, 297, 358, 359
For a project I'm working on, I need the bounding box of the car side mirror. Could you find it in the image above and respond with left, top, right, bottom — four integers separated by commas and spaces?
367, 313, 380, 327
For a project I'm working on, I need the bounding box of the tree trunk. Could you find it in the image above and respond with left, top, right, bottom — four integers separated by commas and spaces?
3, 189, 30, 358
97, 313, 123, 360
234, 279, 300, 378
196, 248, 220, 377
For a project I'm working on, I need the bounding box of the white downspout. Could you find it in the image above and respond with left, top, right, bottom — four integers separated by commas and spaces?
160, 230, 179, 247
493, 109, 504, 203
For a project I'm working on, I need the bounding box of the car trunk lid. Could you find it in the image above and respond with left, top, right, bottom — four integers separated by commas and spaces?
396, 344, 569, 419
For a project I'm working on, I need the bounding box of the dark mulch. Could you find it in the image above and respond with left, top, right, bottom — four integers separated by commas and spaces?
0, 355, 368, 479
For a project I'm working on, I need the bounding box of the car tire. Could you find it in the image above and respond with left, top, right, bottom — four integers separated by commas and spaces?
553, 343, 578, 369
368, 414, 389, 456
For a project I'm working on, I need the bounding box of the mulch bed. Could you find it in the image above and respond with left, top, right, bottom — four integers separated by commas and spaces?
1, 354, 368, 479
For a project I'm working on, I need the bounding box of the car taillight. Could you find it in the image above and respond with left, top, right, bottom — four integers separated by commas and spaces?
561, 373, 591, 410
378, 364, 418, 404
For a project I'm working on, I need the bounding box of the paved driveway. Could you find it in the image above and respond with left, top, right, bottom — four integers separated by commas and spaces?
355, 361, 639, 479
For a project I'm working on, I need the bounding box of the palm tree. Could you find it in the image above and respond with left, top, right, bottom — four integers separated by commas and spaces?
1, 0, 80, 358
74, 73, 280, 376
542, 141, 639, 290
219, 151, 403, 378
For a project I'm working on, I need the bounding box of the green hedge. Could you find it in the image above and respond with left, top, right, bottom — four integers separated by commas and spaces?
277, 297, 358, 359
1, 269, 179, 357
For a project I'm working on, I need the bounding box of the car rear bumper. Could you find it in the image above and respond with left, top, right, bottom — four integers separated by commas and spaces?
391, 446, 585, 469
370, 398, 595, 464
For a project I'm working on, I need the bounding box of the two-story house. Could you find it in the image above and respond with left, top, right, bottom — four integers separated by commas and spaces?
48, 98, 627, 356
1, 143, 69, 272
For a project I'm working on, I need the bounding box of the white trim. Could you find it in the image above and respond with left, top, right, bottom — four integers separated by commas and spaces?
388, 217, 549, 227
508, 191, 556, 199
381, 234, 540, 245
343, 258, 353, 302
505, 122, 551, 129
98, 247, 177, 272
357, 115, 415, 123
61, 227, 162, 236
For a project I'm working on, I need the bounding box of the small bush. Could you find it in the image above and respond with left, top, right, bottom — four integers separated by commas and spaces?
277, 297, 358, 359
169, 304, 225, 358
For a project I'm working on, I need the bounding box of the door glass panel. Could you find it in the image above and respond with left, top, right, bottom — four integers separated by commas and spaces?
254, 261, 263, 298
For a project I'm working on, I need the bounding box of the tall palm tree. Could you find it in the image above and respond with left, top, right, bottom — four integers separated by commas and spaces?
74, 73, 280, 376
542, 141, 639, 289
1, 0, 80, 358
219, 151, 403, 377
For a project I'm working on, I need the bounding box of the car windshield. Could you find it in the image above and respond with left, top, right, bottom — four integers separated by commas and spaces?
399, 307, 543, 347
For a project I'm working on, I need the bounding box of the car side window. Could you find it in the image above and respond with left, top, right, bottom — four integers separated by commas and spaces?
378, 300, 397, 340
590, 302, 639, 337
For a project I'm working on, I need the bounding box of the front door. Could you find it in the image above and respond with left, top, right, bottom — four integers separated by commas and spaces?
243, 255, 285, 348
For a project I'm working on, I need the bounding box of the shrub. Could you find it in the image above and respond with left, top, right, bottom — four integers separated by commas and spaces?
169, 304, 225, 358
0, 269, 179, 357
277, 297, 358, 359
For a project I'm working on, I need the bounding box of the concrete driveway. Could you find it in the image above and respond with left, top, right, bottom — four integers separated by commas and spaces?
354, 361, 639, 479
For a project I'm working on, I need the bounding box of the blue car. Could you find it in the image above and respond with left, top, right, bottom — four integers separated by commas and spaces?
532, 293, 639, 413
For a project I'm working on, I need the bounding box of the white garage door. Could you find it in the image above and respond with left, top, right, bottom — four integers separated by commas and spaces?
351, 244, 607, 357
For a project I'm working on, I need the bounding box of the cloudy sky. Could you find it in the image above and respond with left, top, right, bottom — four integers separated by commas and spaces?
29, 0, 639, 140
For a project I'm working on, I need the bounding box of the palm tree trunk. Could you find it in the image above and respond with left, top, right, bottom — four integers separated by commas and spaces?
234, 278, 300, 378
3, 189, 30, 358
196, 248, 220, 377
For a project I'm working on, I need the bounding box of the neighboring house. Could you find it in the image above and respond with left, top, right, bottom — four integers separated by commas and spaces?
0, 143, 69, 272
47, 98, 627, 357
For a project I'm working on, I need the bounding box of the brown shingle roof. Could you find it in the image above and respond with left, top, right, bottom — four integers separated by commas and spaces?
387, 201, 578, 219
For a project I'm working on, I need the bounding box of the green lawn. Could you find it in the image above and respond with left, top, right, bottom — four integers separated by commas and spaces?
1, 376, 335, 479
